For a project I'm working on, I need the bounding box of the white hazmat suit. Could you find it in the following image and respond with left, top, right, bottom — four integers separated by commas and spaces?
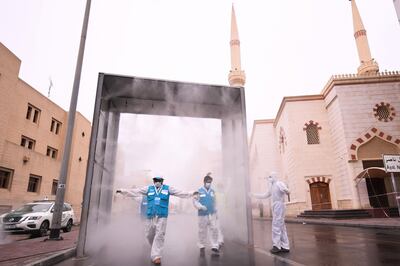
253, 172, 290, 251
192, 193, 219, 250
118, 186, 192, 261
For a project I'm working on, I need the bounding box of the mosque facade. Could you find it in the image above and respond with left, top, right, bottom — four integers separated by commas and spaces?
246, 0, 400, 216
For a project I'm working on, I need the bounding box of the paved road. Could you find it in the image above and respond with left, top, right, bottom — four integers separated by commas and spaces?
2, 217, 400, 266
253, 220, 400, 266
55, 217, 400, 266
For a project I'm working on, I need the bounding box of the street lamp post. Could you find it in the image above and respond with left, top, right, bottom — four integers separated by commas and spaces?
49, 0, 92, 240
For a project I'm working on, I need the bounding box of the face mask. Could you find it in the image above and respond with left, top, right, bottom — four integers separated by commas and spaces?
154, 182, 162, 188
204, 182, 212, 189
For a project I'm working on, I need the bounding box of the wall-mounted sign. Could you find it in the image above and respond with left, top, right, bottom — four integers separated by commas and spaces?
383, 154, 400, 173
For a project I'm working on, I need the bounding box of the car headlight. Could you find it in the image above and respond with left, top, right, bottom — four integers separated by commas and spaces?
19, 216, 29, 222
28, 216, 42, 220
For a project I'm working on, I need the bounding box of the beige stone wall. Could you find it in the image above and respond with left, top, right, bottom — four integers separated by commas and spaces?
324, 88, 355, 205
0, 43, 21, 158
335, 82, 400, 152
249, 120, 280, 217
0, 43, 91, 222
65, 112, 92, 221
285, 202, 307, 217
275, 99, 337, 214
325, 81, 400, 208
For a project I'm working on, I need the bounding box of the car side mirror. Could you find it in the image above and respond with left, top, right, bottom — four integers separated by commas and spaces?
51, 208, 54, 213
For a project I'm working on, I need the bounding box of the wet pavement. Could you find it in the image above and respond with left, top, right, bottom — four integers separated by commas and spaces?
0, 227, 78, 266
53, 217, 400, 266
55, 215, 273, 266
2, 216, 400, 266
254, 220, 400, 266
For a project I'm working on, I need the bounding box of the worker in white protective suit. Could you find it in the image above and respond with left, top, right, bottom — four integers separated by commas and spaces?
116, 176, 194, 265
192, 174, 220, 256
252, 172, 290, 254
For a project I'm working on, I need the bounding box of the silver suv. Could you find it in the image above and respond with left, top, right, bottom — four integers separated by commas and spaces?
0, 200, 75, 237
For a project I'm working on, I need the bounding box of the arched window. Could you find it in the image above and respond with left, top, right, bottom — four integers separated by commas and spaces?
279, 127, 287, 154
303, 121, 321, 145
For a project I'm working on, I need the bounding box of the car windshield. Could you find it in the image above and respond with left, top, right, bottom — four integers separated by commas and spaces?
14, 203, 52, 213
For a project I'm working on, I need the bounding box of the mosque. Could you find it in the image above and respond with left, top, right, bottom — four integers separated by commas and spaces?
242, 1, 400, 217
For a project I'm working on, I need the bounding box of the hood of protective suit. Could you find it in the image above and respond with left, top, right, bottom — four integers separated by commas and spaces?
268, 172, 278, 184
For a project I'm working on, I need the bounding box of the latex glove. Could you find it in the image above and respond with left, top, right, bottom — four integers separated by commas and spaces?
201, 206, 207, 211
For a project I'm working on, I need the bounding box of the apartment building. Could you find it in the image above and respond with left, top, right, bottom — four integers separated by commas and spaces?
0, 42, 91, 222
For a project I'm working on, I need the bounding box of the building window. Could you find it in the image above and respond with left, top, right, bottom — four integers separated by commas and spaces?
21, 136, 36, 150
303, 120, 322, 145
46, 146, 58, 159
26, 105, 32, 119
51, 179, 58, 195
279, 127, 287, 154
50, 118, 62, 134
373, 102, 395, 122
0, 167, 13, 190
27, 175, 41, 193
26, 104, 41, 124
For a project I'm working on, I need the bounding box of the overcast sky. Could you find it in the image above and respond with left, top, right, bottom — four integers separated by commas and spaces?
1, 0, 399, 133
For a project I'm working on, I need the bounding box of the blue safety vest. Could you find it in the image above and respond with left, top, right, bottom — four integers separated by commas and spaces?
146, 184, 170, 218
140, 196, 148, 218
198, 187, 216, 216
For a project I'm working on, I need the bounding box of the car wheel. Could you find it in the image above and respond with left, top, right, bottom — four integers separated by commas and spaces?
62, 219, 73, 233
38, 221, 49, 237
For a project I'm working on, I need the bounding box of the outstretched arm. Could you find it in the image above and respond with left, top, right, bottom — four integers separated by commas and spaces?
252, 190, 272, 199
116, 187, 147, 197
168, 186, 194, 198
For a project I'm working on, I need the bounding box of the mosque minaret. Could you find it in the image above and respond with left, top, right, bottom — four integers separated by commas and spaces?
350, 0, 379, 75
228, 5, 246, 87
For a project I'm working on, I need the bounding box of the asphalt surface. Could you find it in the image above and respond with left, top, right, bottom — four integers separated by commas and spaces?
253, 220, 400, 266
2, 217, 400, 266
53, 217, 400, 266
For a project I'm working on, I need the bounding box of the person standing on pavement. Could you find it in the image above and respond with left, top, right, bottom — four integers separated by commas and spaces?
192, 174, 220, 256
252, 171, 290, 254
116, 176, 194, 265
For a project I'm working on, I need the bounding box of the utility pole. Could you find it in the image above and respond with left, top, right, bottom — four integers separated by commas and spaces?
394, 0, 400, 25
47, 77, 53, 98
49, 0, 92, 240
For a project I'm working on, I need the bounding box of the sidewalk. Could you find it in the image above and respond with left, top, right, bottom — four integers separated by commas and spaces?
0, 227, 78, 266
254, 216, 400, 230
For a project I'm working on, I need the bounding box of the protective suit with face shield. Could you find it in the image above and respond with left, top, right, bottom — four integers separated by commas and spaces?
117, 176, 194, 265
192, 174, 220, 256
252, 172, 290, 254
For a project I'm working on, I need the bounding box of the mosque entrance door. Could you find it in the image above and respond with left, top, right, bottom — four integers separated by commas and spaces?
310, 182, 332, 210
365, 177, 389, 208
